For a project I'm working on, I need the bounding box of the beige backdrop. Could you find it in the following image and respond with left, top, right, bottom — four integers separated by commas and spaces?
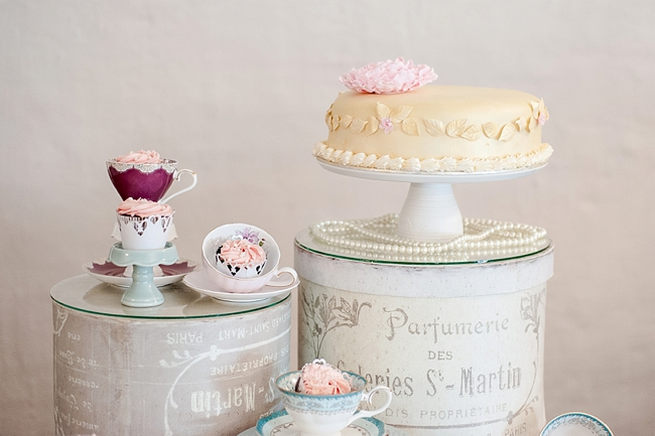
1, 1, 654, 434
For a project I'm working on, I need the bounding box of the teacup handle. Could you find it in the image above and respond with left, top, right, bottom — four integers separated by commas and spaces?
160, 169, 198, 204
266, 267, 298, 287
348, 386, 393, 425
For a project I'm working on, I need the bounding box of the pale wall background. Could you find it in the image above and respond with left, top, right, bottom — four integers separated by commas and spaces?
1, 0, 654, 434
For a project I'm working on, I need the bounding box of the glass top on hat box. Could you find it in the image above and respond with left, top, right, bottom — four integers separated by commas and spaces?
51, 275, 289, 319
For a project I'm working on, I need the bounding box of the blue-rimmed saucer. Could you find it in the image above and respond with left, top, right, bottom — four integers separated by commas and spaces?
541, 412, 613, 436
256, 409, 385, 436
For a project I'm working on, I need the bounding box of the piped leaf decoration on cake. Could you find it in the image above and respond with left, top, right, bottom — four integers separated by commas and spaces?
376, 103, 391, 119
350, 118, 367, 133
529, 98, 549, 130
376, 103, 397, 135
514, 117, 526, 132
482, 122, 499, 139
332, 115, 341, 131
460, 124, 481, 141
527, 116, 537, 132
328, 115, 339, 132
401, 118, 419, 136
445, 119, 468, 137
424, 119, 445, 136
339, 114, 353, 129
498, 122, 518, 141
325, 106, 337, 131
391, 105, 413, 121
324, 104, 333, 124
364, 116, 379, 135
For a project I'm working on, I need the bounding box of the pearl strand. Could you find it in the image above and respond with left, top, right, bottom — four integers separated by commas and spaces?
309, 214, 549, 263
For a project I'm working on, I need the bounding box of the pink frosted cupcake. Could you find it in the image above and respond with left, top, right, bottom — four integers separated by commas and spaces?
216, 238, 266, 278
114, 149, 164, 164
116, 198, 174, 250
294, 359, 352, 395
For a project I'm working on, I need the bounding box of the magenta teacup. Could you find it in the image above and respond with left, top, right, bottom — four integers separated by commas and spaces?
107, 151, 197, 203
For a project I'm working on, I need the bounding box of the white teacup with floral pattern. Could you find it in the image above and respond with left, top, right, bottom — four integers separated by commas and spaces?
275, 368, 393, 436
201, 223, 297, 293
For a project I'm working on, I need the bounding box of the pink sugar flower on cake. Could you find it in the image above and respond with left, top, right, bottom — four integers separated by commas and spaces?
114, 149, 163, 164
339, 57, 438, 94
294, 359, 352, 395
379, 117, 394, 134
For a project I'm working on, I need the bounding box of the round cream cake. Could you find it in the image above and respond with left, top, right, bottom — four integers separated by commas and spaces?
314, 85, 553, 172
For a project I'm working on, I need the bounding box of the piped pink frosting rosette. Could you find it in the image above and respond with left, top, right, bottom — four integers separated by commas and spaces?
339, 57, 437, 94
295, 359, 352, 395
114, 150, 163, 164
216, 239, 267, 278
116, 198, 174, 250
117, 197, 173, 217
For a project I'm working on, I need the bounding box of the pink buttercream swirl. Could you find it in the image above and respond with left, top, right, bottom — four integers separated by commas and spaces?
218, 239, 266, 268
296, 360, 351, 395
339, 57, 437, 94
117, 197, 173, 217
114, 150, 163, 164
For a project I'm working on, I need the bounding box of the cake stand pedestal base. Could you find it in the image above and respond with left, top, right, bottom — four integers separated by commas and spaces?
398, 183, 462, 241
108, 242, 179, 307
317, 158, 546, 242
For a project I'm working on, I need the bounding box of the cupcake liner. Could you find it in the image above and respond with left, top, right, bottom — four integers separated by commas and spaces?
117, 213, 174, 250
215, 244, 267, 278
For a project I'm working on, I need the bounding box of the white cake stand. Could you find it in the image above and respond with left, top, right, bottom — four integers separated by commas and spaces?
317, 158, 546, 242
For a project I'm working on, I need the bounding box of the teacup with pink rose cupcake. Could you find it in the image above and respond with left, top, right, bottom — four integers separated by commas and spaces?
107, 150, 197, 203
200, 223, 297, 293
273, 359, 393, 436
116, 197, 175, 250
216, 229, 267, 278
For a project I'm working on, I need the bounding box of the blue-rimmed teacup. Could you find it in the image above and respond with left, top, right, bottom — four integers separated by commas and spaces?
275, 368, 392, 435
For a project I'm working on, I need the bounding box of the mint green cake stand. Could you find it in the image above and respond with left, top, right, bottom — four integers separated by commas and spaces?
108, 242, 179, 307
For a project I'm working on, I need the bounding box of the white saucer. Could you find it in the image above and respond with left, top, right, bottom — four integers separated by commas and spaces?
182, 270, 299, 302
541, 412, 613, 436
253, 410, 385, 436
85, 260, 196, 288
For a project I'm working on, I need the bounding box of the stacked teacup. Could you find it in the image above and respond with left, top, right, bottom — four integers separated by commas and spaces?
106, 150, 197, 307
108, 150, 197, 250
